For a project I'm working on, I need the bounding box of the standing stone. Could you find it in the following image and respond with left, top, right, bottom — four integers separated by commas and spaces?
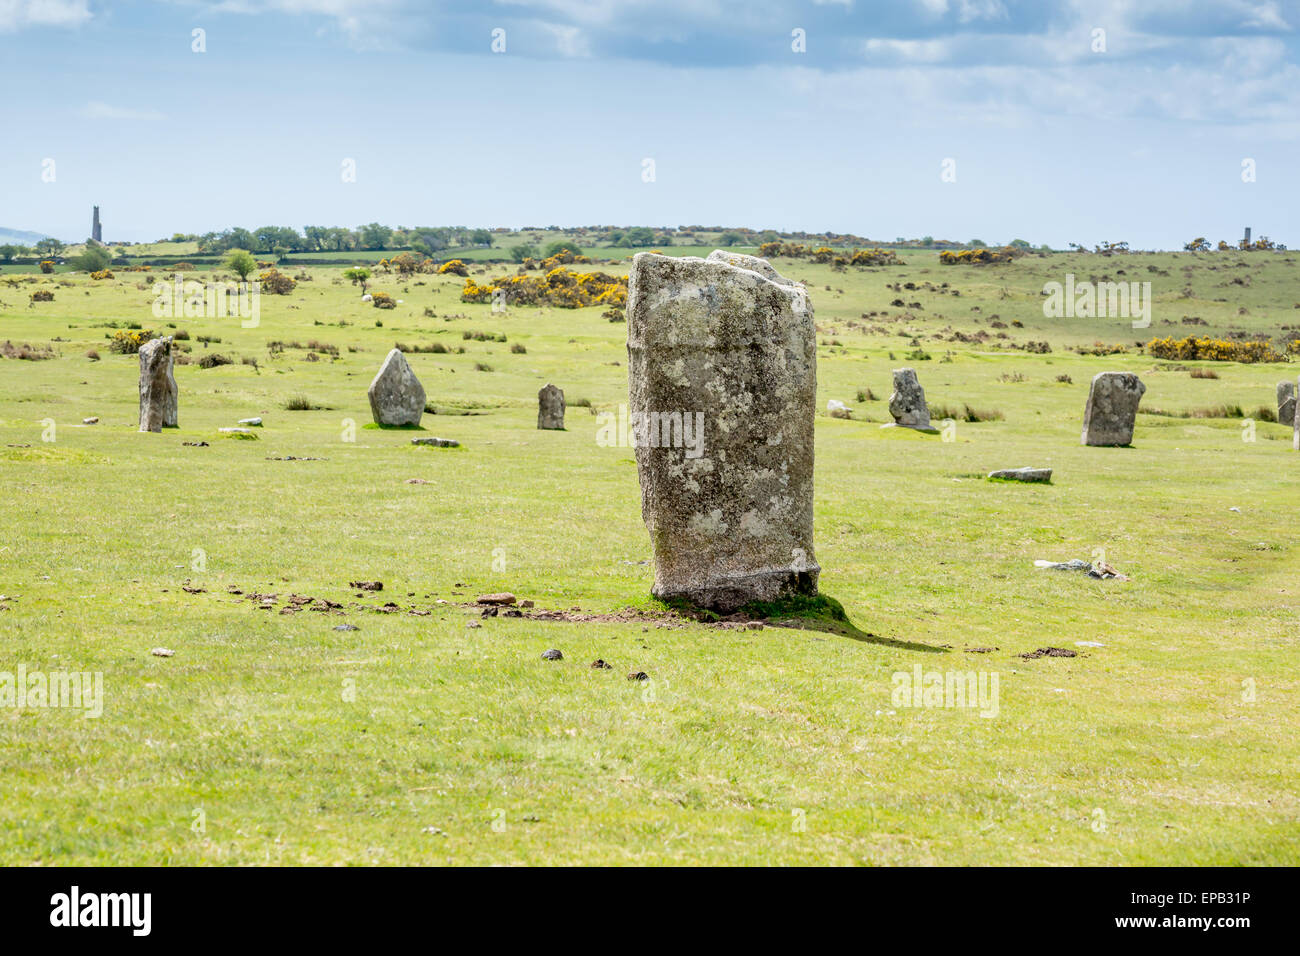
367, 349, 425, 426
537, 384, 565, 430
1277, 381, 1295, 428
138, 336, 176, 432
888, 368, 930, 428
627, 251, 818, 612
1081, 371, 1145, 446
1293, 377, 1300, 451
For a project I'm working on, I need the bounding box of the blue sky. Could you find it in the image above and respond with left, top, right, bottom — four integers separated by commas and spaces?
2, 0, 1298, 248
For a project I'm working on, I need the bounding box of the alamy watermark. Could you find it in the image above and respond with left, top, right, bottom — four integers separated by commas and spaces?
892, 665, 999, 718
1043, 274, 1150, 329
152, 276, 260, 328
596, 404, 705, 459
1, 665, 103, 718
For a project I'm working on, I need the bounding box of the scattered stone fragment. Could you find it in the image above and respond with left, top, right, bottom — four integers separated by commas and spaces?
334, 624, 359, 632
1034, 559, 1129, 580
520, 599, 534, 609
590, 659, 612, 669
826, 399, 852, 419
411, 437, 459, 447
368, 348, 426, 426
476, 592, 517, 606
349, 581, 383, 591
467, 620, 481, 629
181, 585, 205, 594
537, 383, 565, 430
988, 467, 1052, 483
627, 250, 819, 612
218, 427, 255, 436
150, 647, 175, 657
238, 417, 262, 427
405, 478, 429, 484
182, 441, 209, 447
1081, 371, 1145, 446
965, 647, 997, 653
1018, 647, 1078, 659
541, 649, 563, 661
888, 367, 930, 428
1075, 640, 1105, 648
83, 417, 98, 425
626, 671, 649, 681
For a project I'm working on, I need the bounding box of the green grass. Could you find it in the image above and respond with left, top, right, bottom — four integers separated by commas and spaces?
0, 250, 1297, 865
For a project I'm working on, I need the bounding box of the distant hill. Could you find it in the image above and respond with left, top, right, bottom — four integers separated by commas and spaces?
0, 227, 49, 246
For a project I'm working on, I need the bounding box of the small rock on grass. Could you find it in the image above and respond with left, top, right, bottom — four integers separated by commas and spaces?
590, 659, 612, 669
151, 647, 175, 657
626, 671, 648, 681
411, 437, 459, 448
1018, 647, 1077, 659
476, 592, 516, 606
988, 467, 1052, 483
333, 624, 359, 632
467, 620, 482, 629
541, 649, 563, 661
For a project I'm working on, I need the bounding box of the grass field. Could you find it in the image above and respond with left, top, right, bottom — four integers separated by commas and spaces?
1, 249, 1297, 865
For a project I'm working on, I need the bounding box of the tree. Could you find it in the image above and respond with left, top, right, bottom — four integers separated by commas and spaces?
1009, 238, 1031, 249
69, 241, 112, 272
35, 238, 66, 260
0, 244, 18, 263
968, 239, 987, 248
509, 243, 539, 262
225, 248, 257, 283
343, 267, 371, 294
358, 222, 394, 250
469, 228, 493, 247
718, 231, 742, 247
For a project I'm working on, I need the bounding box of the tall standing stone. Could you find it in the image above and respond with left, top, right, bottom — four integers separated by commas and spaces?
1081, 371, 1145, 446
367, 349, 425, 426
888, 368, 930, 428
1293, 377, 1299, 451
627, 251, 819, 612
1277, 381, 1295, 428
138, 336, 176, 432
537, 384, 565, 430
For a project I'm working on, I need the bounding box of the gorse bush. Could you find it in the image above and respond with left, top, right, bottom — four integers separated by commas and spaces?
89, 269, 114, 280
371, 291, 396, 309
108, 329, 155, 354
462, 268, 627, 309
1146, 335, 1288, 363
259, 269, 297, 295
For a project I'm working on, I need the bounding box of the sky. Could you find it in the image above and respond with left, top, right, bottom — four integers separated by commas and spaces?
2, 0, 1298, 249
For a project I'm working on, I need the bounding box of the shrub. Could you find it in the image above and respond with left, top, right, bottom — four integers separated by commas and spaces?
89, 269, 114, 280
438, 259, 470, 277
1146, 335, 1287, 363
510, 343, 526, 354
108, 329, 155, 354
856, 387, 877, 402
1, 341, 57, 360
284, 395, 326, 410
86, 349, 100, 361
198, 352, 233, 369
1055, 374, 1072, 384
1189, 368, 1219, 379
462, 268, 627, 309
259, 269, 297, 295
30, 290, 54, 302
39, 260, 55, 274
371, 291, 396, 309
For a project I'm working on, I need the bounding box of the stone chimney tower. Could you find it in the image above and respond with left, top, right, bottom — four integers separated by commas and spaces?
1244, 226, 1252, 246
92, 206, 102, 243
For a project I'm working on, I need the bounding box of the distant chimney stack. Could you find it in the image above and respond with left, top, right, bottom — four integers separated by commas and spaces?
92, 206, 102, 243
1244, 226, 1252, 246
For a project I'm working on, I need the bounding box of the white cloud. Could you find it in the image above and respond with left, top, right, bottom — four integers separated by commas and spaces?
0, 0, 92, 32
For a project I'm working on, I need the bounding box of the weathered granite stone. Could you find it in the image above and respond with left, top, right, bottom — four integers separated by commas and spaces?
538, 383, 565, 430
138, 336, 176, 432
704, 249, 788, 284
367, 349, 425, 426
988, 467, 1052, 483
1081, 371, 1145, 446
410, 437, 459, 447
1278, 381, 1295, 428
1294, 377, 1299, 451
888, 368, 930, 428
627, 251, 818, 612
